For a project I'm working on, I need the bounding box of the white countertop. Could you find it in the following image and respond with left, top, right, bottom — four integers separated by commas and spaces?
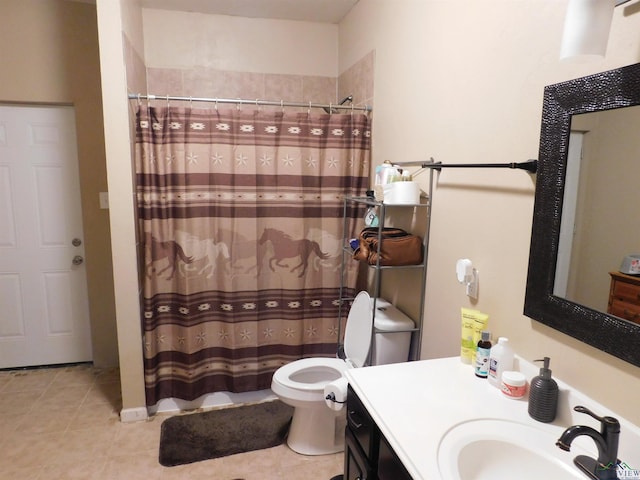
345, 356, 640, 480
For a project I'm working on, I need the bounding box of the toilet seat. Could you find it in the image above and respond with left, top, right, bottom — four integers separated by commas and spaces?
271, 357, 348, 402
342, 291, 373, 368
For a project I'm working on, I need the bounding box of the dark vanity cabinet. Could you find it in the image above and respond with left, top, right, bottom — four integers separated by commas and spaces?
345, 428, 374, 480
344, 385, 412, 480
345, 385, 378, 479
377, 436, 412, 480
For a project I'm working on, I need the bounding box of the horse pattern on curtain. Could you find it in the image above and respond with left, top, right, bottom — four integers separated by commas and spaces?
136, 105, 371, 405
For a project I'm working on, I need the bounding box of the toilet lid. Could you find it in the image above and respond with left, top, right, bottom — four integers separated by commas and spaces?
344, 291, 373, 368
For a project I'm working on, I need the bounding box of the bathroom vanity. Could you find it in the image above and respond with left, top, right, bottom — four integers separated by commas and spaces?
344, 357, 640, 480
344, 383, 412, 480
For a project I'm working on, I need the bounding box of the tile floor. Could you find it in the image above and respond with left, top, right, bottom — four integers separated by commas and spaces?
0, 364, 343, 479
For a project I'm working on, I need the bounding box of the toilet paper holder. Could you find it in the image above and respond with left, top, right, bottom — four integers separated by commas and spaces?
325, 392, 347, 404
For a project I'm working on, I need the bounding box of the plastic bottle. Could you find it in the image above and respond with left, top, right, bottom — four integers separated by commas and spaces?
375, 160, 395, 185
364, 190, 379, 227
488, 337, 514, 388
528, 357, 559, 422
364, 207, 379, 227
474, 331, 492, 378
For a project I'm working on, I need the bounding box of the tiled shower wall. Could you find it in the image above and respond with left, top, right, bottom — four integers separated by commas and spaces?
146, 67, 335, 110
143, 50, 374, 112
339, 50, 375, 111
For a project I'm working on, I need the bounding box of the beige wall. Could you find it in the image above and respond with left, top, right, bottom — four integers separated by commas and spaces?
0, 0, 117, 367
94, 0, 148, 416
340, 0, 640, 425
142, 9, 339, 77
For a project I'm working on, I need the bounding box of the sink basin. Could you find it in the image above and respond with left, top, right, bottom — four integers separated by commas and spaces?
437, 419, 590, 480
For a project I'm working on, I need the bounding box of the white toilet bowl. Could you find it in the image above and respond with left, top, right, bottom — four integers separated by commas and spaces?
271, 358, 350, 455
271, 291, 373, 455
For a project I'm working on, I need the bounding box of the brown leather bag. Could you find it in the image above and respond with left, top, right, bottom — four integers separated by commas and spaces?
353, 227, 423, 266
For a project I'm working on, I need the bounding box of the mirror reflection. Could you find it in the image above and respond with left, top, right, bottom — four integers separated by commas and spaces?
554, 105, 640, 325
525, 62, 640, 368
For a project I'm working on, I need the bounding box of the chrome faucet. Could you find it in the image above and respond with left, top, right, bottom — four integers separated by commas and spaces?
556, 405, 621, 480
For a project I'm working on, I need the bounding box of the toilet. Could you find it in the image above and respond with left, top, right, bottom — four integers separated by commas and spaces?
271, 291, 414, 455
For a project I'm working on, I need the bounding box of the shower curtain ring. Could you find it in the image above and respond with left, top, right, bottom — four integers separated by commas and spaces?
215, 99, 218, 111
256, 98, 260, 112
236, 99, 241, 111
308, 101, 312, 115
137, 93, 141, 107
281, 100, 284, 113
166, 95, 170, 108
329, 102, 333, 115
189, 96, 192, 108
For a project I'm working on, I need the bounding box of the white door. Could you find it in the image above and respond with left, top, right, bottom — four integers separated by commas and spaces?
0, 105, 92, 368
554, 132, 583, 297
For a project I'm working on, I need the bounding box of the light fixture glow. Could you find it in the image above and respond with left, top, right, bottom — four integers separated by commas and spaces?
560, 0, 616, 61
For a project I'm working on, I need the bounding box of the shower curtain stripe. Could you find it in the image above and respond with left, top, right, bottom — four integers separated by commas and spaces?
135, 174, 363, 189
136, 105, 371, 405
136, 111, 370, 146
142, 289, 344, 327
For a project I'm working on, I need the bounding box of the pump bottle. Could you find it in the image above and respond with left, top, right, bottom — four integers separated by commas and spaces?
528, 357, 559, 423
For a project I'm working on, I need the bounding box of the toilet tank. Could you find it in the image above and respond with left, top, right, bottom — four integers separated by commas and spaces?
370, 299, 415, 365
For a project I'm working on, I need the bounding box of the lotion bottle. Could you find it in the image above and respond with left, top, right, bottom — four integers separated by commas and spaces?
474, 331, 492, 378
528, 357, 559, 423
488, 337, 514, 388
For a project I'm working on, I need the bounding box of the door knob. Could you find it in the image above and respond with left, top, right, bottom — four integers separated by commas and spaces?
72, 255, 84, 265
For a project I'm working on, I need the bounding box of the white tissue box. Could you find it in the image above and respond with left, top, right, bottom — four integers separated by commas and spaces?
382, 181, 420, 204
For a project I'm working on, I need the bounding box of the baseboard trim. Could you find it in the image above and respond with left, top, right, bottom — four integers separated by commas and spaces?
120, 406, 149, 423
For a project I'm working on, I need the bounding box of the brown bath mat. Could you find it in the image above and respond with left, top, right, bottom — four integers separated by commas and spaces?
158, 400, 294, 467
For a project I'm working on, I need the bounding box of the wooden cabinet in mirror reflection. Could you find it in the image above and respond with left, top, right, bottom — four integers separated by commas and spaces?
608, 271, 640, 324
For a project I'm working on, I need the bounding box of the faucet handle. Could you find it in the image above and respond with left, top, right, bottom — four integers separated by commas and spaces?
574, 405, 604, 422
574, 406, 620, 432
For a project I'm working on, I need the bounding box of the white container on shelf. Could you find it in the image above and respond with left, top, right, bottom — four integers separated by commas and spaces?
383, 181, 420, 204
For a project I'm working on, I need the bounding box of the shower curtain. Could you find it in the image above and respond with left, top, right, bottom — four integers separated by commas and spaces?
135, 104, 371, 405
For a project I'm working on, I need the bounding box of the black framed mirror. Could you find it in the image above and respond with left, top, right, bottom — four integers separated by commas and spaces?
524, 62, 640, 368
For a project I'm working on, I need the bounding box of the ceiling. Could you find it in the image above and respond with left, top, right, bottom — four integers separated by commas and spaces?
137, 0, 359, 24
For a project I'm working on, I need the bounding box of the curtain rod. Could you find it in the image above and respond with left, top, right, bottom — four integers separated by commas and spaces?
394, 159, 538, 174
128, 93, 372, 113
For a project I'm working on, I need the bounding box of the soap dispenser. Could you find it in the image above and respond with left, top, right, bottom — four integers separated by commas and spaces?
528, 357, 559, 423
